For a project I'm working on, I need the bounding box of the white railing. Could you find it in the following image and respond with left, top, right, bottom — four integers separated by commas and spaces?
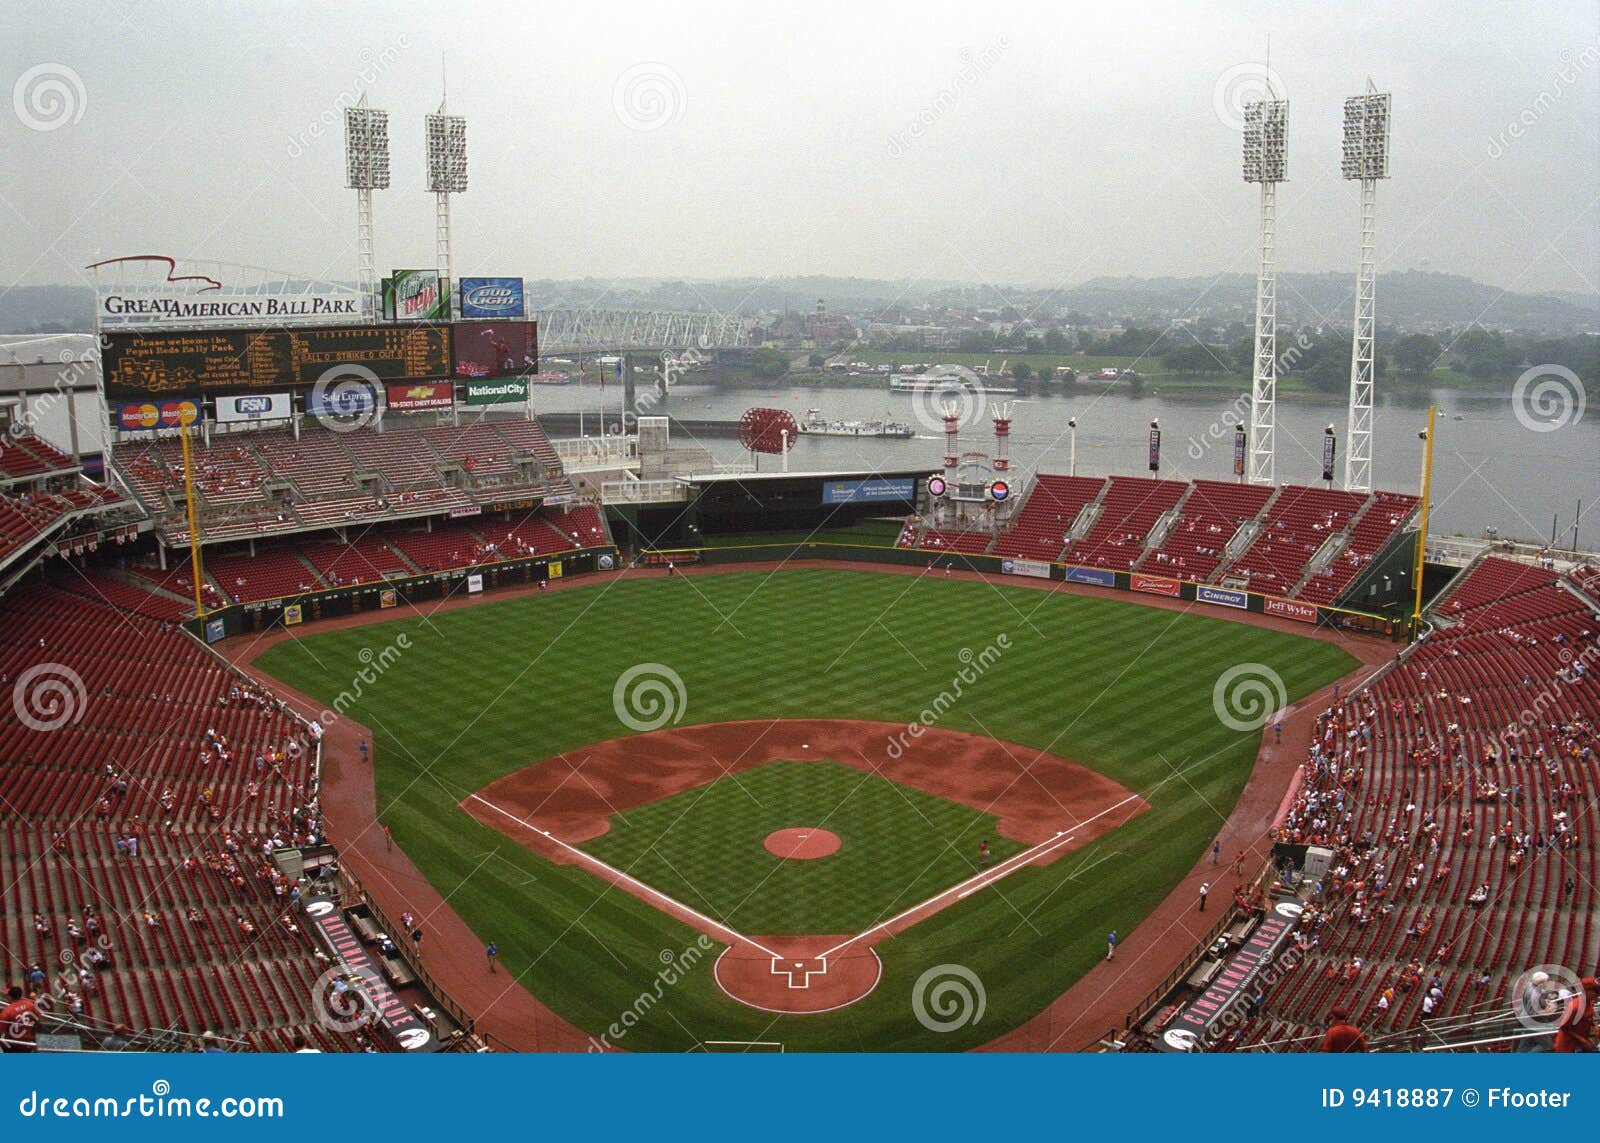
600, 479, 686, 505
553, 435, 636, 469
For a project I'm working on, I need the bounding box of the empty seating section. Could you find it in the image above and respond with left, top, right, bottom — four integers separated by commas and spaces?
1142, 480, 1273, 581
1063, 477, 1187, 570
1298, 492, 1418, 605
1224, 485, 1367, 597
0, 585, 364, 1046
298, 537, 414, 586
55, 571, 192, 622
546, 505, 611, 549
205, 551, 321, 603
113, 417, 573, 544
1223, 559, 1599, 1050
992, 475, 1106, 562
918, 527, 996, 555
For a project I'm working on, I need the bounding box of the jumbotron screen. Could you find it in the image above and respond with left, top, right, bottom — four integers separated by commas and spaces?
453, 321, 538, 379
101, 324, 453, 397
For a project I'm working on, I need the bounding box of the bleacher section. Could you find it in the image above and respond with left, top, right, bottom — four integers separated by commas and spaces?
992, 475, 1106, 562
1220, 559, 1599, 1050
1298, 492, 1420, 605
115, 416, 573, 546
0, 584, 375, 1050
1062, 476, 1188, 571
1142, 480, 1273, 581
1219, 486, 1368, 597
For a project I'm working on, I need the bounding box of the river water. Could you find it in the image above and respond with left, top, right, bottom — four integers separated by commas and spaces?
529, 380, 1596, 547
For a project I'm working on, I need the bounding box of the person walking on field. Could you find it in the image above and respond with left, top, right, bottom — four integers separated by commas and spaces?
382, 823, 393, 852
485, 942, 499, 974
1198, 882, 1209, 912
1212, 840, 1221, 865
978, 840, 991, 867
1106, 931, 1118, 961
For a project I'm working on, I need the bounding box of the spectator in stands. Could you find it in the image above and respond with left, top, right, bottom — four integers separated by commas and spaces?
1319, 1008, 1367, 1052
2, 987, 41, 1052
101, 1024, 132, 1052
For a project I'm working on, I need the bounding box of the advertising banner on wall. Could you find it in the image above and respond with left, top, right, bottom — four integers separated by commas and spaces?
117, 398, 199, 432
458, 277, 526, 319
214, 392, 292, 423
453, 321, 538, 378
98, 289, 362, 327
1000, 558, 1052, 579
467, 573, 484, 594
1066, 567, 1117, 587
306, 384, 379, 419
1131, 572, 1182, 597
385, 381, 454, 411
384, 269, 450, 321
465, 378, 528, 405
1197, 584, 1249, 609
820, 477, 917, 505
1265, 597, 1319, 624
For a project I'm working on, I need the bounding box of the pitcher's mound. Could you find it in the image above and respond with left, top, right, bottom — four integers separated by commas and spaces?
763, 828, 840, 860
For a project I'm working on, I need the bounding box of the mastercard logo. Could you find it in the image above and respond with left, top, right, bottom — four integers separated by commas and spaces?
160, 400, 199, 427
119, 403, 161, 430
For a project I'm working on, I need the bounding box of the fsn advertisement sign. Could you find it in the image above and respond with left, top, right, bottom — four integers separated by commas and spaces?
215, 392, 292, 423
465, 378, 528, 405
459, 277, 526, 319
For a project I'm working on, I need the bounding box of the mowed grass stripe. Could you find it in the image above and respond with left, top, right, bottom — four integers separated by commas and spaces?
256, 568, 1356, 1050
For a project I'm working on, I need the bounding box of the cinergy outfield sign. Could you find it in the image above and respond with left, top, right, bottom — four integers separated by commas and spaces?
99, 293, 362, 324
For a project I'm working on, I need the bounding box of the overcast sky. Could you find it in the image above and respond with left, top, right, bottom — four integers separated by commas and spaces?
3, 0, 1596, 299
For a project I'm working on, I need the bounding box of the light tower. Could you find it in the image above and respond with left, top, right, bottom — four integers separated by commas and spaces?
343, 97, 390, 319
425, 86, 468, 298
1242, 94, 1287, 487
1341, 83, 1391, 494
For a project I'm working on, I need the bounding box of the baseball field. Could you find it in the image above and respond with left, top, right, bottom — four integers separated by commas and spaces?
253, 567, 1357, 1050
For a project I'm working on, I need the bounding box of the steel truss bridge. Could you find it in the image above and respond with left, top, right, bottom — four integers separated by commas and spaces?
534, 308, 752, 353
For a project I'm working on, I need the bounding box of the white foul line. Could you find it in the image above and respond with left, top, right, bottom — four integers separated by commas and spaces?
464, 792, 782, 959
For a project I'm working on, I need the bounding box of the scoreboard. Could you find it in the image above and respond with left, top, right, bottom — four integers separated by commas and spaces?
102, 324, 453, 398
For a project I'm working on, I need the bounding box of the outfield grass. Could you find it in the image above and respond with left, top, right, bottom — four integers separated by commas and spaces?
255, 568, 1356, 1050
582, 759, 1026, 934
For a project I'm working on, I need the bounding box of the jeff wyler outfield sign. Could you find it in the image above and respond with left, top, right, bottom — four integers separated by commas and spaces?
465, 378, 528, 405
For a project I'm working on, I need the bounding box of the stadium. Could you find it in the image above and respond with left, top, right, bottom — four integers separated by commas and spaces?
1, 85, 1595, 1059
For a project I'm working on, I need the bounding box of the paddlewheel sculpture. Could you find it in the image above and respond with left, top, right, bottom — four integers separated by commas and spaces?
738, 407, 798, 455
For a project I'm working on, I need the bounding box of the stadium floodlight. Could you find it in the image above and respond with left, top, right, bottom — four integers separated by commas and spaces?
426, 106, 467, 290
1242, 97, 1287, 488
344, 97, 390, 320
1341, 85, 1390, 494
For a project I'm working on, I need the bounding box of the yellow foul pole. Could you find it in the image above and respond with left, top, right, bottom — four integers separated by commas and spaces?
179, 425, 206, 620
1410, 405, 1436, 638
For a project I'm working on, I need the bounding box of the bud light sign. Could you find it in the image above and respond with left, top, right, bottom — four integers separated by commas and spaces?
459, 277, 525, 319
